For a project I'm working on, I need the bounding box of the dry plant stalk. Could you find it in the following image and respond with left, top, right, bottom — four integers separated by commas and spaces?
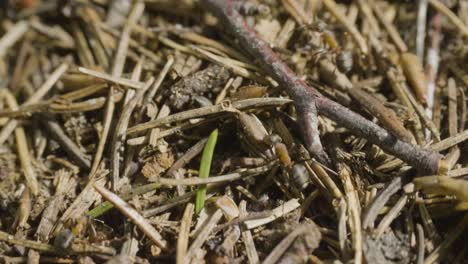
427, 0, 468, 37
348, 87, 413, 143
0, 63, 68, 145
93, 184, 167, 249
177, 203, 194, 264
322, 0, 368, 54
0, 21, 29, 58
0, 90, 39, 195
400, 52, 428, 106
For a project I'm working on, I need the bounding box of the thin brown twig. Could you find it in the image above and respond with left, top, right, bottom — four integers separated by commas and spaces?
362, 177, 402, 229
110, 77, 154, 189
42, 116, 91, 169
370, 2, 408, 52
427, 0, 468, 37
156, 164, 273, 186
322, 0, 368, 54
185, 210, 223, 262
201, 0, 329, 164
416, 223, 425, 264
202, 0, 443, 175
239, 201, 259, 264
127, 98, 292, 135
0, 21, 29, 58
93, 184, 167, 249
0, 90, 39, 196
89, 87, 115, 178
348, 87, 413, 143
375, 194, 408, 238
176, 203, 194, 264
0, 63, 69, 145
0, 230, 115, 256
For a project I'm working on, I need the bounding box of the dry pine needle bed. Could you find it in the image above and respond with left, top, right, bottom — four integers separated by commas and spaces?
0, 0, 468, 263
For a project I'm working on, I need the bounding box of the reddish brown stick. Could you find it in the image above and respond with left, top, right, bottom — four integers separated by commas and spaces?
202, 0, 441, 174
204, 0, 329, 164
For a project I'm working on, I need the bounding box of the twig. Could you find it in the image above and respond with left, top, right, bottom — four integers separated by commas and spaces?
176, 203, 194, 264
148, 104, 170, 146
362, 177, 402, 229
322, 0, 368, 54
416, 223, 425, 264
358, 1, 381, 36
431, 129, 468, 152
446, 78, 460, 168
348, 87, 413, 143
87, 183, 161, 218
36, 170, 76, 241
427, 0, 468, 37
157, 164, 272, 186
110, 78, 154, 189
0, 63, 68, 145
262, 223, 320, 264
166, 137, 209, 196
306, 160, 343, 199
385, 67, 426, 144
330, 142, 363, 264
425, 14, 442, 122
281, 0, 312, 26
127, 98, 291, 135
93, 184, 167, 249
142, 183, 225, 217
142, 56, 174, 108
244, 199, 300, 229
89, 87, 115, 178
177, 31, 249, 63
448, 78, 458, 137
202, 0, 443, 175
98, 22, 160, 62
449, 167, 468, 177
213, 211, 272, 233
120, 237, 139, 263
42, 116, 91, 169
185, 209, 223, 262
401, 76, 440, 141
89, 0, 137, 180
77, 67, 145, 89
0, 90, 39, 196
159, 37, 267, 84
424, 213, 468, 264
239, 201, 259, 264
370, 2, 408, 52
337, 199, 347, 256
400, 52, 428, 106
201, 0, 328, 164
0, 230, 115, 256
416, 0, 428, 62
13, 188, 31, 230
112, 2, 144, 75
0, 21, 29, 58
25, 63, 69, 105
53, 178, 106, 235
418, 201, 441, 246
375, 194, 408, 238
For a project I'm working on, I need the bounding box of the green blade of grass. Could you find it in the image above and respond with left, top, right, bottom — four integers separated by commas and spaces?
195, 129, 219, 214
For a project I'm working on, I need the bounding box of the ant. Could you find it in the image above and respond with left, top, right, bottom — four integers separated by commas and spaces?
300, 19, 354, 74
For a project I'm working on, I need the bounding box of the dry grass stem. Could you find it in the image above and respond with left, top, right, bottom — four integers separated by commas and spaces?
93, 184, 167, 249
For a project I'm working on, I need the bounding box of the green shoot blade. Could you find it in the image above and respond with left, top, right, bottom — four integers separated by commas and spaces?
195, 129, 219, 214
